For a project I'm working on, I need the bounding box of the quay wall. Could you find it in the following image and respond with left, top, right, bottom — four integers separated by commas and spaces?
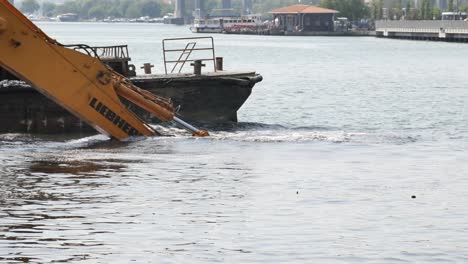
375, 20, 468, 42
283, 31, 375, 36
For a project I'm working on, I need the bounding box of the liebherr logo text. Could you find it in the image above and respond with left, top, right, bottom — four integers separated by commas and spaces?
89, 97, 141, 136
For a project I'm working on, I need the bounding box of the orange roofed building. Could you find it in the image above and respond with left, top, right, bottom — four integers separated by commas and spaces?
269, 4, 338, 32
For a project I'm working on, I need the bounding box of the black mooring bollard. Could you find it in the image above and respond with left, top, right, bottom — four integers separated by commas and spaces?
190, 60, 205, 75
141, 63, 154, 74
216, 57, 223, 71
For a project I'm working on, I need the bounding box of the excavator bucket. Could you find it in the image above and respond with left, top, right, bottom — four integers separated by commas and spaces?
0, 0, 208, 140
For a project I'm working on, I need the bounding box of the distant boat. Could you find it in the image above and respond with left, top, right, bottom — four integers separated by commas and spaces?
136, 16, 150, 23
27, 14, 39, 21
149, 17, 164, 23
57, 13, 78, 22
163, 13, 184, 25
191, 15, 263, 33
191, 17, 224, 33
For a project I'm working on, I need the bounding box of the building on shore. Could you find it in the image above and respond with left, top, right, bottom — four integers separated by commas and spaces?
269, 4, 338, 33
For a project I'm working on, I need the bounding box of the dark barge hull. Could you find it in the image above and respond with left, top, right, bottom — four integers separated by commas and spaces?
0, 71, 262, 134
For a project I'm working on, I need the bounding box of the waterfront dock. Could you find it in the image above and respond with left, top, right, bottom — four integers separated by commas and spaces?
281, 30, 375, 36
376, 20, 468, 42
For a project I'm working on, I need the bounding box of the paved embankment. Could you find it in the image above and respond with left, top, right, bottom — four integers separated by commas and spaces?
376, 20, 468, 42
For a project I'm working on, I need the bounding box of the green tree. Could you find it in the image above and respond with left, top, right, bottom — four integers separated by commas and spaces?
118, 0, 132, 17
418, 0, 432, 19
252, 0, 298, 19
320, 0, 370, 21
108, 5, 123, 18
460, 3, 468, 12
377, 0, 383, 19
405, 0, 410, 19
55, 1, 80, 15
140, 0, 161, 17
42, 2, 57, 17
20, 0, 40, 14
424, 0, 432, 19
370, 0, 385, 19
431, 7, 441, 19
125, 4, 140, 18
370, 0, 378, 19
394, 0, 402, 19
78, 0, 97, 19
448, 0, 454, 11
88, 5, 107, 19
160, 1, 172, 16
418, 2, 423, 18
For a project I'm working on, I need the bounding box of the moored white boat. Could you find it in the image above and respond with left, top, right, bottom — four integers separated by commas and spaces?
191, 15, 263, 33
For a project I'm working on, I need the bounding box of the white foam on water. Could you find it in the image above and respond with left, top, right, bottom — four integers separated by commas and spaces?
65, 134, 109, 145
209, 129, 352, 143
147, 124, 420, 145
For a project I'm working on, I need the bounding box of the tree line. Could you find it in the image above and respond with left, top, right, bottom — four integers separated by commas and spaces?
20, 0, 302, 19
19, 0, 468, 21
20, 0, 172, 19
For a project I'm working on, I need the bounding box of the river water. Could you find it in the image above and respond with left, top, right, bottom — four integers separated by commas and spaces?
1, 22, 468, 263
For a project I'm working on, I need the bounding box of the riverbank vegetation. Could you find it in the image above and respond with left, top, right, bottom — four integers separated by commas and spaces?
21, 0, 173, 19
19, 0, 467, 22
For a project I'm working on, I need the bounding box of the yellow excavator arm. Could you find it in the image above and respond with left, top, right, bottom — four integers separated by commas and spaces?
0, 0, 208, 140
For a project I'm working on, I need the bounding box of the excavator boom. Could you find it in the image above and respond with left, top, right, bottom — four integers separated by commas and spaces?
0, 0, 208, 140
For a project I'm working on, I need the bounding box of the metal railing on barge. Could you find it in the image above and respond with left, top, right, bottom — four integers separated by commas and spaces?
64, 44, 130, 60
66, 37, 220, 76
91, 45, 130, 59
162, 37, 217, 74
